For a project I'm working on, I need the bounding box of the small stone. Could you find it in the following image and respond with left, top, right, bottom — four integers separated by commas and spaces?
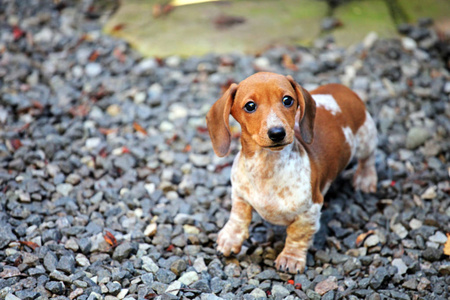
69, 288, 84, 300
57, 255, 75, 274
428, 231, 447, 244
306, 289, 321, 300
107, 281, 122, 295
144, 223, 157, 237
75, 253, 90, 267
409, 219, 422, 230
421, 186, 437, 199
141, 273, 154, 285
363, 31, 378, 48
189, 279, 211, 293
5, 293, 21, 300
45, 281, 65, 295
142, 256, 159, 273
253, 57, 270, 70
402, 278, 417, 290
85, 137, 101, 150
343, 257, 361, 274
155, 268, 176, 284
391, 258, 407, 275
85, 62, 102, 77
170, 259, 187, 276
370, 267, 389, 289
364, 235, 380, 247
112, 242, 136, 261
406, 127, 429, 149
183, 224, 200, 234
193, 257, 208, 273
315, 276, 338, 295
165, 281, 182, 296
422, 247, 442, 261
107, 104, 121, 117
56, 183, 73, 197
43, 251, 58, 272
417, 277, 431, 291
250, 288, 267, 298
392, 224, 408, 239
271, 284, 290, 298
178, 271, 199, 286
50, 270, 72, 283
438, 263, 450, 275
401, 37, 417, 51
256, 269, 280, 280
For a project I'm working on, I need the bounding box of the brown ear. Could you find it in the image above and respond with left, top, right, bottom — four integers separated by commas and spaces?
286, 75, 316, 144
206, 83, 238, 157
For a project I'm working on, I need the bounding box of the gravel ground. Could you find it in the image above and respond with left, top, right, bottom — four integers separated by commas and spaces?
1, 1, 449, 300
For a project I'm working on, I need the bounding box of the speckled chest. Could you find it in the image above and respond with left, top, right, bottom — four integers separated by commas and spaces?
230, 144, 313, 226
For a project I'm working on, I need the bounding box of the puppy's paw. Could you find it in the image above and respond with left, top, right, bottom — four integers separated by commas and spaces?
353, 164, 377, 193
216, 223, 248, 257
275, 249, 306, 274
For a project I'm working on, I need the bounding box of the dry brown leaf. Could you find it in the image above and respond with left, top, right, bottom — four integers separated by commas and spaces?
355, 230, 375, 247
444, 233, 450, 256
282, 54, 298, 71
104, 231, 118, 248
18, 240, 39, 250
133, 122, 148, 135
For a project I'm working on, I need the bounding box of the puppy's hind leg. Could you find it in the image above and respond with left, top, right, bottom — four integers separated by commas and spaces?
353, 111, 378, 193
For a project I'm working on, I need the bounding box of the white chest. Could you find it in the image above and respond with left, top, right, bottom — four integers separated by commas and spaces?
230, 145, 313, 226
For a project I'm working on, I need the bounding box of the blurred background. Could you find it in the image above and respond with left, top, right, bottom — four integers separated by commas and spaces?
101, 0, 450, 57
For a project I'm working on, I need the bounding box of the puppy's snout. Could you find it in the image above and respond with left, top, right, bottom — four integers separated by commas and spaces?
268, 127, 286, 142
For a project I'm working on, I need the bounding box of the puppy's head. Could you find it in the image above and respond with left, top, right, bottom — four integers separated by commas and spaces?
206, 72, 316, 157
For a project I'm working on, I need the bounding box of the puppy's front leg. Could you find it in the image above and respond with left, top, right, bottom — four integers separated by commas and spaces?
275, 203, 322, 274
217, 196, 252, 256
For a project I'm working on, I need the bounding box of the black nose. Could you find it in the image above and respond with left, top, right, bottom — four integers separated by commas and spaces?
268, 127, 286, 142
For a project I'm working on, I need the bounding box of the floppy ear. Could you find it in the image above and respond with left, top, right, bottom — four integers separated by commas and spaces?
286, 75, 316, 144
206, 83, 238, 157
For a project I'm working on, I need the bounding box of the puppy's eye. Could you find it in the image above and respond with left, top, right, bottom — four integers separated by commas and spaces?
282, 96, 294, 107
244, 101, 257, 113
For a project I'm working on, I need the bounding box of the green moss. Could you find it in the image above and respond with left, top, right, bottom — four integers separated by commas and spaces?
103, 0, 450, 57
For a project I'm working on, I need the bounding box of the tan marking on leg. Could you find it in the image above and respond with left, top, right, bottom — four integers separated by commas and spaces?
275, 202, 322, 274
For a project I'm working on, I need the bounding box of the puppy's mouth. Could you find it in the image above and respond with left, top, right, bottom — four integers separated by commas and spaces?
264, 143, 290, 150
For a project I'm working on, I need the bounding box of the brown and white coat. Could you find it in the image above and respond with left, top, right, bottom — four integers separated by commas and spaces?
206, 72, 377, 274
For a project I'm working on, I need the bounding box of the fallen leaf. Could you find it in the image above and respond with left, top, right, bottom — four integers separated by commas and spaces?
112, 23, 126, 33
166, 244, 175, 252
18, 240, 39, 250
183, 144, 191, 152
288, 279, 294, 285
104, 231, 118, 248
98, 127, 118, 135
10, 139, 22, 150
355, 230, 375, 247
295, 283, 302, 290
444, 233, 450, 256
144, 293, 157, 299
69, 104, 90, 117
196, 126, 208, 134
122, 146, 130, 154
99, 148, 108, 158
113, 47, 126, 63
89, 50, 100, 61
214, 14, 246, 29
282, 54, 299, 71
133, 122, 147, 135
14, 256, 23, 267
